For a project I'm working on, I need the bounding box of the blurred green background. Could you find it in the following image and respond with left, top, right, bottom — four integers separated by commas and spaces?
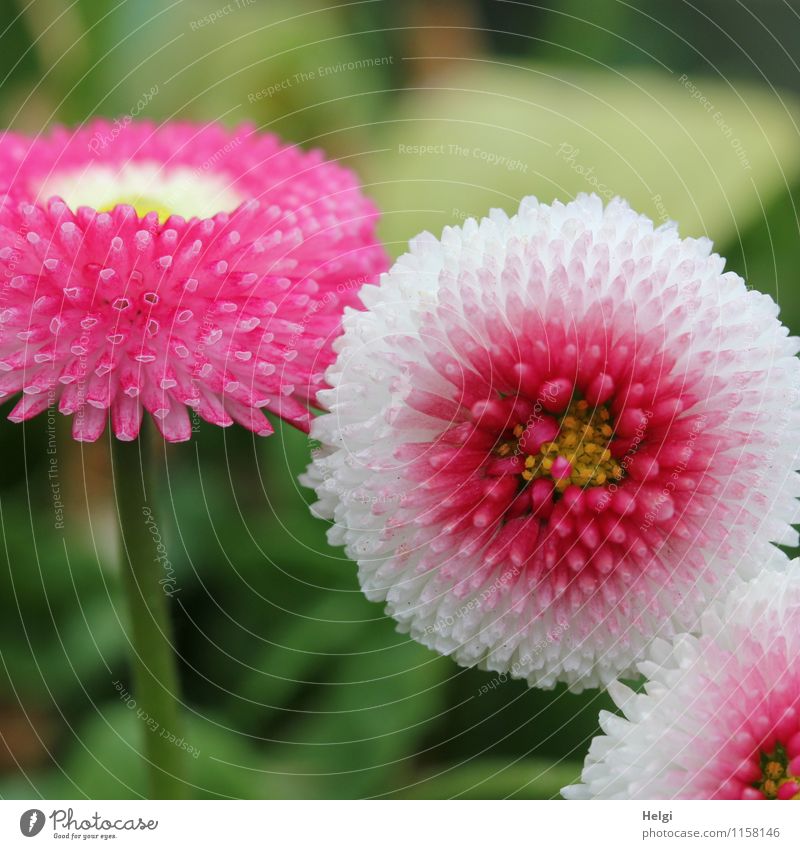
1, 0, 800, 799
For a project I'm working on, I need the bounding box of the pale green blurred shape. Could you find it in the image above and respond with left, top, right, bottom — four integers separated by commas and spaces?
364, 62, 800, 256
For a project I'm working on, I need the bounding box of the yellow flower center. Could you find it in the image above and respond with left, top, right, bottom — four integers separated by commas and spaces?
101, 195, 171, 222
757, 745, 800, 800
518, 399, 622, 492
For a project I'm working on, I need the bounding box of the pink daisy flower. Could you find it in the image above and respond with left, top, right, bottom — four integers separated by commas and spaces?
0, 120, 387, 441
302, 194, 800, 689
563, 560, 800, 799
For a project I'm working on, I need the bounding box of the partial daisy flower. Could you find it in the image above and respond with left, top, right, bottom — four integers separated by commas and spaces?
0, 120, 387, 441
563, 559, 800, 799
301, 194, 800, 689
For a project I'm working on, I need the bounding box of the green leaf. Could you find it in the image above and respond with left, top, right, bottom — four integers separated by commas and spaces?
49, 702, 275, 799
223, 589, 378, 726
264, 624, 450, 798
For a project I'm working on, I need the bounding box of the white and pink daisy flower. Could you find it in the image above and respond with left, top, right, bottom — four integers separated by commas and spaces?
563, 559, 800, 799
302, 194, 800, 689
0, 120, 387, 441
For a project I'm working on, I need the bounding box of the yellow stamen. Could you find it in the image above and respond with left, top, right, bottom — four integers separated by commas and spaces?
765, 761, 784, 781
101, 195, 171, 223
754, 744, 800, 799
525, 399, 621, 489
499, 398, 624, 491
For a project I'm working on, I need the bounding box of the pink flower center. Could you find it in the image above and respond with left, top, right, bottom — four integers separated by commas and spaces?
392, 317, 721, 614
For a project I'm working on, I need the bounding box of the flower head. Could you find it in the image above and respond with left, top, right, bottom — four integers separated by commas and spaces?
0, 120, 387, 441
563, 558, 800, 799
302, 194, 800, 689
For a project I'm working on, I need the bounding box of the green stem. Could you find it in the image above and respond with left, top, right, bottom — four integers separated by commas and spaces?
112, 427, 187, 799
